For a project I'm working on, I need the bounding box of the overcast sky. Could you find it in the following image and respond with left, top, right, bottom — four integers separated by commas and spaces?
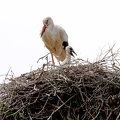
0, 0, 120, 83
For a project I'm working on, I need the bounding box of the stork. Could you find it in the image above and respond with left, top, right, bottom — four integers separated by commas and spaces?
61, 46, 77, 66
40, 17, 69, 64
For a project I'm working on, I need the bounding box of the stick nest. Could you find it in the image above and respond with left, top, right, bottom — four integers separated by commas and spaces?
0, 47, 120, 120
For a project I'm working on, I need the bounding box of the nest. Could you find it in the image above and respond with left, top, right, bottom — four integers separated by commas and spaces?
0, 46, 120, 120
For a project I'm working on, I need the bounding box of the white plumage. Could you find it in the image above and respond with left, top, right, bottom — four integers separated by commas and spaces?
61, 46, 77, 66
40, 17, 69, 64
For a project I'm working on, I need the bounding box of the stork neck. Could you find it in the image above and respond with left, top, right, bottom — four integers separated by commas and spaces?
66, 53, 71, 60
48, 24, 54, 31
48, 20, 54, 30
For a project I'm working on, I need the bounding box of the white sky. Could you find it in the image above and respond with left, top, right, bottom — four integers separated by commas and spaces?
0, 0, 120, 83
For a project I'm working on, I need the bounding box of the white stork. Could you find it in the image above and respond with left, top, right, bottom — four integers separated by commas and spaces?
40, 17, 69, 64
61, 46, 77, 66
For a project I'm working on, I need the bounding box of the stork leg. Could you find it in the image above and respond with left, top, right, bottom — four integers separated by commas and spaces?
51, 53, 55, 65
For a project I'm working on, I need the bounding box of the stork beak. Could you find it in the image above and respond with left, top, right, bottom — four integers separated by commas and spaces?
70, 48, 77, 57
41, 25, 47, 37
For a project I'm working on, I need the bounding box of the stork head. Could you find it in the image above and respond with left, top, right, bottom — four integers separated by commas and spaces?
41, 17, 54, 37
65, 46, 77, 57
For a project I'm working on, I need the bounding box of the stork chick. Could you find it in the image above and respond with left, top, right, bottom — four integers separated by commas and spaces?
61, 46, 77, 66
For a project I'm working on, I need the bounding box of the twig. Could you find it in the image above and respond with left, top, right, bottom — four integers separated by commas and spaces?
37, 52, 50, 63
116, 112, 120, 120
91, 99, 103, 120
4, 67, 11, 80
47, 95, 76, 120
36, 96, 49, 115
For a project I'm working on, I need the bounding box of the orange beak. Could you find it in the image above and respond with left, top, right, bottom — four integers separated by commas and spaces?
41, 25, 47, 37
